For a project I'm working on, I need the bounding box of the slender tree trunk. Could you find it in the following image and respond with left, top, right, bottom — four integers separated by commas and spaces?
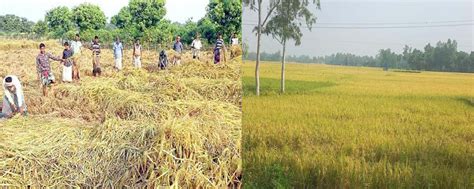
255, 0, 262, 96
280, 39, 286, 94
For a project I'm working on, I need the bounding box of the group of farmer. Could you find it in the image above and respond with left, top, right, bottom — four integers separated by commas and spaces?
0, 32, 239, 120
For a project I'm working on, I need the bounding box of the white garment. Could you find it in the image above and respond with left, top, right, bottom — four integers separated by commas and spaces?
133, 56, 141, 68
231, 38, 239, 45
62, 65, 73, 82
2, 75, 24, 108
192, 39, 202, 50
192, 49, 200, 59
115, 58, 123, 70
70, 41, 82, 55
174, 58, 181, 66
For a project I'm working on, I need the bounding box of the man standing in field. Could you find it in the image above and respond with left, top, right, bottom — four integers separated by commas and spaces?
36, 43, 63, 96
89, 36, 102, 77
113, 37, 124, 71
61, 42, 74, 83
70, 34, 82, 81
191, 33, 202, 60
173, 35, 183, 65
230, 33, 240, 59
214, 33, 226, 64
231, 33, 239, 46
132, 39, 142, 68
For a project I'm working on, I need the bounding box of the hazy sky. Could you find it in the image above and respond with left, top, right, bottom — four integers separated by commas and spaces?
0, 0, 208, 23
243, 0, 473, 57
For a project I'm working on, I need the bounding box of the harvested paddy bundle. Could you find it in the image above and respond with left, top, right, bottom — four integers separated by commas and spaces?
0, 39, 242, 187
180, 77, 242, 104
171, 56, 241, 80
230, 45, 243, 59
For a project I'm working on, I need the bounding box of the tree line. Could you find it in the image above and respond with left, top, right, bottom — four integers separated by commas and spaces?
245, 39, 474, 73
0, 0, 241, 49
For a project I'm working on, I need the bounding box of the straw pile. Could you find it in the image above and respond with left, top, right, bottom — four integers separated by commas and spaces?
0, 40, 242, 187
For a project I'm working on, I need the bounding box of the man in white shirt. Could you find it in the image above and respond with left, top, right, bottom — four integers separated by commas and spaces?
113, 37, 124, 71
231, 33, 239, 46
191, 33, 203, 60
70, 34, 82, 81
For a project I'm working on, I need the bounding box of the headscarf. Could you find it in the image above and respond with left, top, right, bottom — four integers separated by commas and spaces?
3, 75, 24, 108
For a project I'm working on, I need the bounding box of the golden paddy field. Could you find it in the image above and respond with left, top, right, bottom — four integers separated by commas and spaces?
0, 39, 242, 188
242, 61, 473, 188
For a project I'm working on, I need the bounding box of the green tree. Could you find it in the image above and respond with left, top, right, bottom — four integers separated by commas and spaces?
180, 19, 199, 45
72, 3, 107, 31
456, 51, 469, 72
80, 29, 114, 45
206, 0, 241, 42
32, 20, 48, 36
197, 17, 218, 44
423, 43, 434, 70
143, 20, 177, 48
469, 52, 474, 72
243, 0, 282, 96
0, 14, 34, 33
408, 49, 424, 70
432, 39, 457, 71
112, 0, 166, 32
262, 0, 320, 93
402, 45, 413, 68
111, 7, 132, 29
377, 49, 397, 71
45, 6, 74, 38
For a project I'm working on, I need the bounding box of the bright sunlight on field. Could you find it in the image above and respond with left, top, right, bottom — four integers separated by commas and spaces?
0, 39, 242, 187
242, 61, 473, 188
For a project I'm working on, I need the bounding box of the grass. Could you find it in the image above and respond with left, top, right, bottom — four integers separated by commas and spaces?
242, 61, 474, 188
0, 39, 242, 187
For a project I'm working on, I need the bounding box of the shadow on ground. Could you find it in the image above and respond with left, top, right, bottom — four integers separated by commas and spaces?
242, 77, 337, 96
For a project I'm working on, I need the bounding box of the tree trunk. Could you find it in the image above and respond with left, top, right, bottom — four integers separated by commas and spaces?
280, 39, 286, 94
255, 0, 262, 96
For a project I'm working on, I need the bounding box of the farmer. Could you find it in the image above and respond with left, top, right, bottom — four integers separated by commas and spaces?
191, 33, 202, 60
70, 33, 83, 81
132, 39, 142, 68
89, 36, 102, 77
62, 42, 73, 83
230, 33, 240, 59
113, 37, 124, 71
0, 75, 27, 119
231, 33, 239, 46
36, 43, 63, 96
172, 35, 184, 65
214, 33, 226, 64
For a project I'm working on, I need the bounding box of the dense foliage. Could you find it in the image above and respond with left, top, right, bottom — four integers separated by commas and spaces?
0, 14, 34, 34
0, 0, 242, 48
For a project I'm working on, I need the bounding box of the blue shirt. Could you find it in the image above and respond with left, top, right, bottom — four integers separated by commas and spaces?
113, 42, 123, 58
173, 41, 183, 53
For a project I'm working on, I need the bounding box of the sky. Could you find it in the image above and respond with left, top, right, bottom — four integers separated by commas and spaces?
243, 0, 474, 57
0, 0, 208, 23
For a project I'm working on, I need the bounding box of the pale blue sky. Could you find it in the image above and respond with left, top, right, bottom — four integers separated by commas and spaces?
243, 0, 473, 56
0, 0, 208, 23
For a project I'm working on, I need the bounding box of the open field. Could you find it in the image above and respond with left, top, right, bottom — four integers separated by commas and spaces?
0, 39, 242, 187
242, 61, 473, 188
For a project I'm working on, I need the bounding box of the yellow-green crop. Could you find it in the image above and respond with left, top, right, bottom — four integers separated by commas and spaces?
243, 61, 473, 188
